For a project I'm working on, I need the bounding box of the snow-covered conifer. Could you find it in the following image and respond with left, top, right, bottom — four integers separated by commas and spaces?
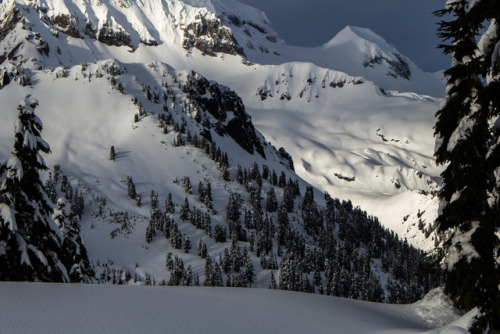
53, 198, 94, 282
109, 146, 116, 161
0, 97, 68, 282
434, 1, 500, 330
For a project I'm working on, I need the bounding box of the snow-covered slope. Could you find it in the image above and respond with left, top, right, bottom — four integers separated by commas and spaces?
0, 58, 294, 286
218, 62, 442, 250
0, 0, 444, 256
1, 57, 436, 303
0, 282, 474, 334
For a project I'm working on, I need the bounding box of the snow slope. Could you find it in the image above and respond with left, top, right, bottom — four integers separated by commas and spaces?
215, 61, 442, 250
0, 282, 474, 334
0, 59, 297, 286
0, 0, 444, 252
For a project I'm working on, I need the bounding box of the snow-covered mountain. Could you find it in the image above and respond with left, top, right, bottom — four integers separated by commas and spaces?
1, 0, 446, 305
1, 1, 444, 249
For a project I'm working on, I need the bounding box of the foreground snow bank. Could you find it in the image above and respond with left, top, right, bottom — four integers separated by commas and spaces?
0, 282, 471, 334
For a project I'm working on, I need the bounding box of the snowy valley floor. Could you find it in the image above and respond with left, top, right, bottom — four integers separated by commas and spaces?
0, 282, 475, 334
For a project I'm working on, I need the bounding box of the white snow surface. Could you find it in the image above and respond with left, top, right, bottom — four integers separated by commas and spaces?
0, 282, 473, 334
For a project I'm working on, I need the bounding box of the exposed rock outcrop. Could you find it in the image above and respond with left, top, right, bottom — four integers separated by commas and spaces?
184, 71, 265, 158
0, 4, 23, 42
51, 14, 81, 39
97, 21, 132, 48
363, 52, 411, 80
182, 14, 244, 57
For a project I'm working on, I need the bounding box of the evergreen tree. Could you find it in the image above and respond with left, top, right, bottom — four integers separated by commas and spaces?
226, 193, 244, 240
0, 97, 69, 282
69, 189, 85, 219
302, 186, 323, 236
109, 146, 116, 161
435, 1, 500, 330
45, 172, 57, 203
53, 198, 94, 282
237, 165, 243, 184
183, 236, 191, 253
197, 238, 208, 258
262, 164, 269, 180
242, 255, 255, 287
271, 170, 278, 186
277, 204, 290, 246
282, 183, 295, 213
170, 222, 182, 249
269, 271, 278, 289
213, 224, 227, 243
265, 187, 278, 213
278, 171, 287, 187
183, 176, 193, 194
145, 222, 155, 244
179, 197, 190, 221
198, 180, 213, 209
126, 176, 136, 200
222, 248, 232, 274
165, 193, 175, 214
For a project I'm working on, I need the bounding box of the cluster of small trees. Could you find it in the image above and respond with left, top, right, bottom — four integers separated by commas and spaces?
220, 240, 255, 287
165, 252, 198, 286
144, 191, 186, 248
45, 165, 85, 220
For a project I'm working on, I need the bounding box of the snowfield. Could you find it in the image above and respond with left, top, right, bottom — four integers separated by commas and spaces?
0, 282, 475, 334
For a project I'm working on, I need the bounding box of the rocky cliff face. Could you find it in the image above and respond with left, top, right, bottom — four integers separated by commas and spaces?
0, 0, 281, 68
182, 14, 244, 57
50, 14, 81, 39
0, 3, 23, 42
183, 71, 266, 158
363, 52, 411, 80
96, 21, 133, 48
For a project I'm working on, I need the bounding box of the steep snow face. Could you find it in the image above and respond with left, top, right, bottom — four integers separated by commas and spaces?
321, 26, 413, 81
317, 26, 444, 97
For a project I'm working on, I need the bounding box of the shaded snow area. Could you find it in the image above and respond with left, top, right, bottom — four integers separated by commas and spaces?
0, 282, 473, 334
